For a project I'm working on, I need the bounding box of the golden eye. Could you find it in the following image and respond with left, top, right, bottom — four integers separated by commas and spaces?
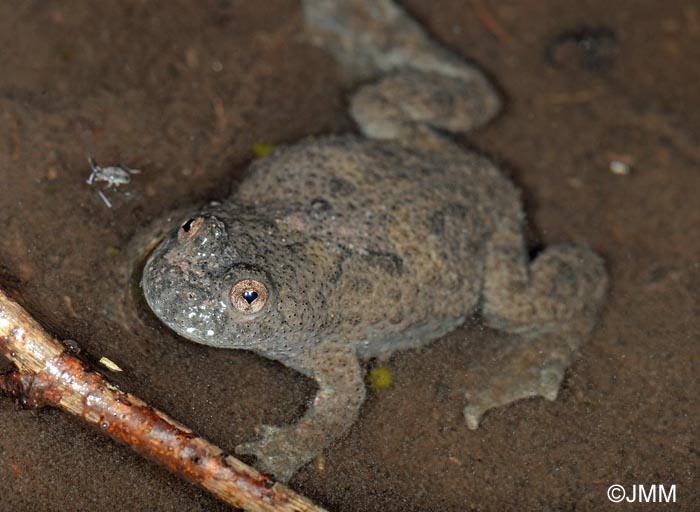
177, 217, 204, 242
230, 279, 268, 314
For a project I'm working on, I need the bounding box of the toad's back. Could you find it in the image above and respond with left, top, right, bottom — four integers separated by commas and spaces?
234, 136, 520, 356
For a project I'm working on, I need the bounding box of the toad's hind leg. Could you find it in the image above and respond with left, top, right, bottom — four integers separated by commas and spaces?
303, 0, 501, 149
465, 213, 608, 428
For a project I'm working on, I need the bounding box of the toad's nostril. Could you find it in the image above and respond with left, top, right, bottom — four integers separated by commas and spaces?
182, 219, 196, 232
178, 217, 206, 243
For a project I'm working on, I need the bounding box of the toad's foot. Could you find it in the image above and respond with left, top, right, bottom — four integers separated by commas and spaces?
236, 424, 314, 483
351, 69, 498, 151
236, 344, 365, 482
463, 328, 582, 429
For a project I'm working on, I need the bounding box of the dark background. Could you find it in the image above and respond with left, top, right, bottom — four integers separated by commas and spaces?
0, 1, 698, 510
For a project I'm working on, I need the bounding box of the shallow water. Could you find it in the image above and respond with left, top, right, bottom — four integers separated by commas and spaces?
0, 1, 698, 510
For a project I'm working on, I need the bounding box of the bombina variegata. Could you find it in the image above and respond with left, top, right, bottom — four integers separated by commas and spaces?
141, 0, 608, 481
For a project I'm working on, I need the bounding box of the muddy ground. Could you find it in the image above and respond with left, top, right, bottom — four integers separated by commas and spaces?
0, 1, 698, 510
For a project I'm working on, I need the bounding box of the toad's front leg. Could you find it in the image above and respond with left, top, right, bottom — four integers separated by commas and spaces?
236, 344, 365, 482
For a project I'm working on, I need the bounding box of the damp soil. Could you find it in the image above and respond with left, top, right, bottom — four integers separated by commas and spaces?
0, 1, 698, 510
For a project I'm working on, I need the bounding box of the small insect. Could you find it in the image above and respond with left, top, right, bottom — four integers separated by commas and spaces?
86, 157, 140, 188
86, 156, 141, 208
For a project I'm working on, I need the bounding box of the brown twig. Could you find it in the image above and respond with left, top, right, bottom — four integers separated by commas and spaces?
0, 287, 326, 512
473, 1, 513, 46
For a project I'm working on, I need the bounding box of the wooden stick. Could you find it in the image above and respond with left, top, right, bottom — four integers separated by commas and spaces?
0, 287, 326, 512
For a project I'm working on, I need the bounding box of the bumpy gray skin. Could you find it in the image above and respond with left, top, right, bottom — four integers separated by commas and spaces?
141, 0, 608, 482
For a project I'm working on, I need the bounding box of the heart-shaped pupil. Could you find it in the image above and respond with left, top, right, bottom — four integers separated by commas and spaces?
242, 290, 258, 304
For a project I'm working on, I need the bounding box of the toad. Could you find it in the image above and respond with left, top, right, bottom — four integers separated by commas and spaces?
141, 0, 607, 481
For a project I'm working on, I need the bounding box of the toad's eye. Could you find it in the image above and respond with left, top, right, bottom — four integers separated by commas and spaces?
178, 217, 205, 242
230, 279, 268, 314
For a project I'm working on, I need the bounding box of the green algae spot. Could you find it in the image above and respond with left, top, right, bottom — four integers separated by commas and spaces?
367, 366, 393, 390
252, 143, 276, 159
